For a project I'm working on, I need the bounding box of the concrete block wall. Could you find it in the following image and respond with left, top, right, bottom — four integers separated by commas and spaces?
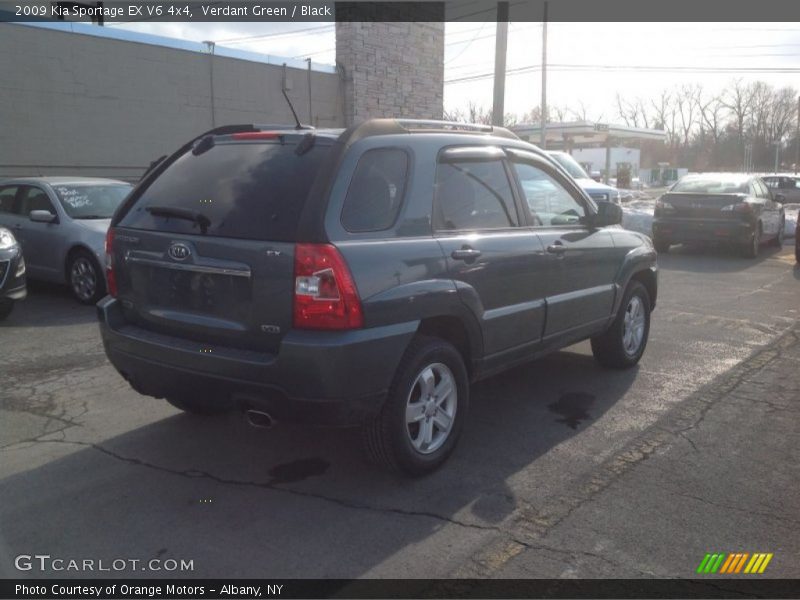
0, 23, 343, 181
335, 22, 444, 126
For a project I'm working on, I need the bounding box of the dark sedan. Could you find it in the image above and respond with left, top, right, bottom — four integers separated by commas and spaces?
0, 226, 26, 320
652, 173, 785, 258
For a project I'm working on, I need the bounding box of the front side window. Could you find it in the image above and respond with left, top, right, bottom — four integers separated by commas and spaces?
341, 148, 408, 232
435, 160, 518, 231
0, 187, 18, 214
19, 187, 55, 215
512, 162, 586, 227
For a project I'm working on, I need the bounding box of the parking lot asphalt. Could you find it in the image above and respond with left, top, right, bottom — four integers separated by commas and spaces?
1, 242, 798, 580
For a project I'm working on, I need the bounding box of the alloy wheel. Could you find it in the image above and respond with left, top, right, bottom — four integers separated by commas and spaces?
405, 362, 458, 455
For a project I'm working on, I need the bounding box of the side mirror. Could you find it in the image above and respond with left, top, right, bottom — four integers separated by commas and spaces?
774, 193, 785, 203
29, 210, 57, 223
592, 200, 622, 227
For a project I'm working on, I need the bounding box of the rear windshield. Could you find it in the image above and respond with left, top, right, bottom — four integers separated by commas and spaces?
672, 178, 748, 194
120, 141, 330, 241
53, 184, 132, 219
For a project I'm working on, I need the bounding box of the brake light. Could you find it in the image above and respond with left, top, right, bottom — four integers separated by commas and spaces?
231, 132, 282, 140
293, 244, 363, 330
721, 202, 753, 214
656, 198, 675, 212
105, 227, 117, 297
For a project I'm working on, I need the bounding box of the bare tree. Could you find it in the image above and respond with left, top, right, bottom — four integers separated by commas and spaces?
674, 84, 700, 148
722, 79, 755, 145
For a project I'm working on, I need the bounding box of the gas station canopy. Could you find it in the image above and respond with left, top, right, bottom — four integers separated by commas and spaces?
511, 121, 667, 147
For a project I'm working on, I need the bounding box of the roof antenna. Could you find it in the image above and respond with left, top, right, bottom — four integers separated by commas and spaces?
282, 88, 303, 130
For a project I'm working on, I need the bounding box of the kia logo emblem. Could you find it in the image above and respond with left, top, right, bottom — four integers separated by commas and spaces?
168, 242, 191, 261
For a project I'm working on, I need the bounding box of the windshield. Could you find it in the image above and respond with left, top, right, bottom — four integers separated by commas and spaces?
53, 184, 132, 219
548, 152, 590, 180
672, 177, 748, 194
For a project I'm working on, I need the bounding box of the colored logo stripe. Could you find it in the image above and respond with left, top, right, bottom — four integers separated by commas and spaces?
698, 552, 773, 574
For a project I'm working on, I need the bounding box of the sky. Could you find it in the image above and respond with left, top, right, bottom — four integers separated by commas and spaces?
110, 20, 800, 124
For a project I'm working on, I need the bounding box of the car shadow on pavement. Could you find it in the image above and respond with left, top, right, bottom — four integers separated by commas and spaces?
657, 242, 785, 274
0, 347, 639, 578
0, 280, 97, 327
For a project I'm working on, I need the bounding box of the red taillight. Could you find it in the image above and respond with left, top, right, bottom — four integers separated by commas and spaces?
105, 227, 117, 297
293, 244, 363, 330
231, 132, 282, 140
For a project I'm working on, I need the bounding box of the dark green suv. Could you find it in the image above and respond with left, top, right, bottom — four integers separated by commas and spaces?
98, 119, 657, 475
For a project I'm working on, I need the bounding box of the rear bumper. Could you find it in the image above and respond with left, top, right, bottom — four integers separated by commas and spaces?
652, 218, 754, 243
97, 296, 418, 426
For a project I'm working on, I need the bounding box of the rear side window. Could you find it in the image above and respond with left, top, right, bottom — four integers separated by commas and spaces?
120, 141, 329, 241
435, 160, 518, 230
341, 148, 408, 232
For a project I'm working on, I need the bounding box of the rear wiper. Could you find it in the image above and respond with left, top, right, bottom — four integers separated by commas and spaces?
75, 215, 109, 220
146, 205, 211, 234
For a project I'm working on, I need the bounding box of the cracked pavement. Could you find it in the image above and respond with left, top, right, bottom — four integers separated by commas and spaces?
1, 244, 798, 579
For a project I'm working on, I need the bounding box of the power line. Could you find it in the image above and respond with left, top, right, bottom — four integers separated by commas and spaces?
446, 63, 800, 84
215, 24, 335, 44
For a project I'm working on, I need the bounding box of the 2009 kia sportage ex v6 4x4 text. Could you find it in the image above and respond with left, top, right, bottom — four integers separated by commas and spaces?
98, 119, 657, 475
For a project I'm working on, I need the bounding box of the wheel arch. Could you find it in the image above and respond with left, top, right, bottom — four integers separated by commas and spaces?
417, 313, 481, 378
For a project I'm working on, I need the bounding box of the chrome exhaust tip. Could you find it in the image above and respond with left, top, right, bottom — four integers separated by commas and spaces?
245, 409, 274, 429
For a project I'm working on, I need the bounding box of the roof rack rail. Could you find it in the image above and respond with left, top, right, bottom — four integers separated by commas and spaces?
395, 119, 493, 132
253, 123, 316, 131
394, 119, 519, 140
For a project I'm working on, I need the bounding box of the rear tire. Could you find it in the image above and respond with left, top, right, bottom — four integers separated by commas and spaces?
771, 220, 784, 247
742, 224, 761, 258
591, 281, 651, 369
362, 335, 469, 476
68, 250, 106, 304
165, 395, 233, 416
653, 237, 670, 253
0, 298, 14, 321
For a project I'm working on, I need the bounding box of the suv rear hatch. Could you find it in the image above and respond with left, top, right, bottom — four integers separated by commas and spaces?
112, 131, 332, 353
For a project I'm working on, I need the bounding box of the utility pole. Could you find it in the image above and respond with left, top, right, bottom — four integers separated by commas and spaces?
306, 58, 313, 124
774, 140, 780, 173
539, 1, 548, 148
203, 41, 216, 128
795, 95, 799, 174
492, 2, 509, 127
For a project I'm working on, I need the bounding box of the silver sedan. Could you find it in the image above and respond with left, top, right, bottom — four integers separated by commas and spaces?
0, 177, 132, 303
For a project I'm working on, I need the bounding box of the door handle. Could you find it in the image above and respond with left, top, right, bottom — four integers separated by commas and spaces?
546, 242, 567, 255
451, 247, 482, 261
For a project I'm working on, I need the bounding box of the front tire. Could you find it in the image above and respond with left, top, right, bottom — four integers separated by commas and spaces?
362, 335, 469, 476
591, 281, 651, 369
165, 395, 233, 415
0, 298, 14, 321
68, 250, 106, 304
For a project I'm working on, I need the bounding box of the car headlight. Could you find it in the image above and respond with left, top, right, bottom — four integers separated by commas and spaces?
0, 228, 18, 251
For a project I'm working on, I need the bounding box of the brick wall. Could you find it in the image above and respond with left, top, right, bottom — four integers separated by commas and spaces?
335, 22, 444, 126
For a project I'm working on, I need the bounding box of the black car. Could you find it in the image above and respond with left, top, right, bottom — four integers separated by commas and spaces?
652, 173, 785, 257
98, 119, 657, 475
0, 226, 27, 320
